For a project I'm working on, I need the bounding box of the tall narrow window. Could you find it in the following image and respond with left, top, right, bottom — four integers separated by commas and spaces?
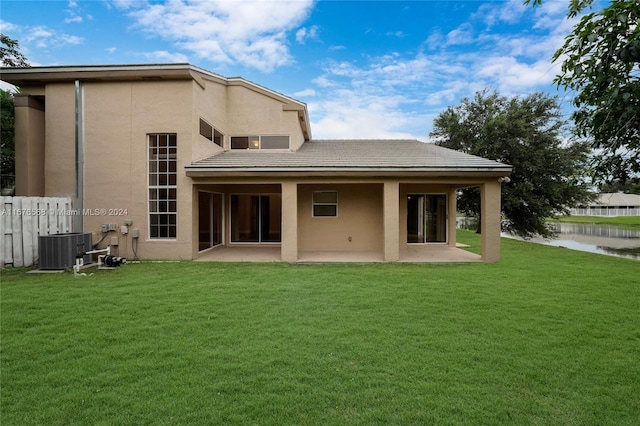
149, 134, 177, 239
198, 191, 223, 251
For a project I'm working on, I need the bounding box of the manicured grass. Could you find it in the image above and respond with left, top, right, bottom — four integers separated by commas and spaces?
2, 231, 639, 425
553, 215, 640, 228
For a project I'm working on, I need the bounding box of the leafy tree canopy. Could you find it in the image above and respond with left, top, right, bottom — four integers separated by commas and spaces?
0, 34, 28, 190
598, 178, 640, 195
431, 90, 594, 238
527, 0, 640, 182
1, 33, 29, 68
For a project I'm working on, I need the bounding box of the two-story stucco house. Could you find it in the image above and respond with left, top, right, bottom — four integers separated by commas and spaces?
1, 64, 511, 263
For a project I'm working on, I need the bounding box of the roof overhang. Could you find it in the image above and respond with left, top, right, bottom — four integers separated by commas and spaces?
0, 63, 198, 85
185, 168, 512, 179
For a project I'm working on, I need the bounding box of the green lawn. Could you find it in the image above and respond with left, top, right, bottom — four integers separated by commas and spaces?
553, 215, 640, 228
1, 231, 639, 425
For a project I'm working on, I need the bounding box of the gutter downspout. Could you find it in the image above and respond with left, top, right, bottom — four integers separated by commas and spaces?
74, 80, 84, 233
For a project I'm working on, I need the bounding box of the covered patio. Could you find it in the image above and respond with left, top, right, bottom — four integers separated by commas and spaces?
188, 140, 511, 263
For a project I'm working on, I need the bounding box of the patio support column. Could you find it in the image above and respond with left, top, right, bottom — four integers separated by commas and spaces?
14, 95, 45, 196
383, 181, 400, 262
448, 188, 458, 247
281, 182, 298, 262
480, 180, 502, 262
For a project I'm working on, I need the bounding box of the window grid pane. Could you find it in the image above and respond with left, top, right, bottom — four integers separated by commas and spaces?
149, 134, 177, 239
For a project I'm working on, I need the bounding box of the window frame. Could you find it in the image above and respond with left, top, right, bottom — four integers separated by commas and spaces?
312, 191, 338, 218
229, 193, 282, 244
148, 133, 178, 240
230, 135, 290, 150
199, 118, 223, 147
406, 193, 448, 244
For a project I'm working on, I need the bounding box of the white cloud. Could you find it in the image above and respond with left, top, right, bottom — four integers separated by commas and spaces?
294, 88, 316, 97
64, 16, 83, 24
386, 31, 405, 38
124, 0, 314, 72
141, 50, 190, 63
4, 21, 84, 51
477, 0, 527, 28
0, 20, 19, 32
446, 23, 474, 46
296, 25, 320, 44
476, 56, 558, 93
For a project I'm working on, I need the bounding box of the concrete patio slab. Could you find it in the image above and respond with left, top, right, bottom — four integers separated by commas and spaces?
195, 244, 480, 263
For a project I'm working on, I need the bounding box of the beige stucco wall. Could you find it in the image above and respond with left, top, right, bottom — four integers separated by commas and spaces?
297, 183, 383, 253
480, 180, 502, 262
14, 95, 45, 196
44, 83, 76, 198
226, 85, 305, 150
192, 78, 226, 160
80, 80, 195, 259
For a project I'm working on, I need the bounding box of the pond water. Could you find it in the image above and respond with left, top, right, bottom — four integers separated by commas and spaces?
457, 218, 640, 261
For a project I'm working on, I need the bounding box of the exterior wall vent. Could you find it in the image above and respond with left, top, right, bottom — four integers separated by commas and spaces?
38, 233, 92, 270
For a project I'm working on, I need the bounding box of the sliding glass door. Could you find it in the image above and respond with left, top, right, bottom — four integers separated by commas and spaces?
198, 192, 223, 251
230, 194, 281, 243
407, 194, 447, 243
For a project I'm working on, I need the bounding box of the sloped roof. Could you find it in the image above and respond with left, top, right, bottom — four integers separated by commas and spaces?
0, 63, 311, 140
595, 193, 640, 207
186, 139, 512, 174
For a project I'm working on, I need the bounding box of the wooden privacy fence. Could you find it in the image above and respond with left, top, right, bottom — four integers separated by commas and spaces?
1, 196, 73, 268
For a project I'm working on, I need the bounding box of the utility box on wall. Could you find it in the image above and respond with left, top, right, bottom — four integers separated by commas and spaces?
39, 233, 92, 270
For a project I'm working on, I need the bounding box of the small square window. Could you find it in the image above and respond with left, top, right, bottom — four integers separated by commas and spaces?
231, 136, 249, 149
313, 191, 338, 217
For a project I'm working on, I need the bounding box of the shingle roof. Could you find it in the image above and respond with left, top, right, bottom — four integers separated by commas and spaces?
187, 139, 512, 173
595, 193, 640, 207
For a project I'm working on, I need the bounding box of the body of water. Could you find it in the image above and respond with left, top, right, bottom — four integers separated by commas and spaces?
457, 218, 640, 261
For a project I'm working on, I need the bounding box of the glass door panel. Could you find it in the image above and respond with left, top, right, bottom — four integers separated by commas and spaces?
425, 195, 447, 242
198, 192, 212, 251
231, 194, 281, 243
212, 193, 223, 246
407, 194, 447, 243
261, 194, 282, 242
407, 195, 423, 243
199, 192, 224, 251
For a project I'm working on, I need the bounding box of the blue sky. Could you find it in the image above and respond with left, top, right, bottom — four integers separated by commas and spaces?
1, 0, 595, 140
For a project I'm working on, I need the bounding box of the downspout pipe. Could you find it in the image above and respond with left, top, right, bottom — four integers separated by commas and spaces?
74, 80, 84, 233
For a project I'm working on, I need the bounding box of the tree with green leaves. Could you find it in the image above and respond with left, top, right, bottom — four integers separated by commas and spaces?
1, 89, 16, 192
0, 34, 28, 192
527, 0, 640, 182
1, 33, 29, 67
431, 90, 594, 238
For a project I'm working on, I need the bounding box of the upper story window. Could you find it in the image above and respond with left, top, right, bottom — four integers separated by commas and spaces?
230, 135, 289, 150
199, 118, 223, 147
